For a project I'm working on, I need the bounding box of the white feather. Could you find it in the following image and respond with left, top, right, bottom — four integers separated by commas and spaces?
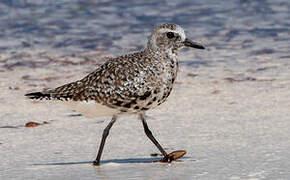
63, 100, 118, 119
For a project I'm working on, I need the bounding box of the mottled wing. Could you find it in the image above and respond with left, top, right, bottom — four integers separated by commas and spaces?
75, 52, 161, 111
26, 51, 160, 112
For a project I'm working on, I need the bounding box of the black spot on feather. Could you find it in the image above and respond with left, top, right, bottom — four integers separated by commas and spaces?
139, 91, 151, 100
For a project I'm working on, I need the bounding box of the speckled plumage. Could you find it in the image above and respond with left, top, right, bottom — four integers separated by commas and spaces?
25, 23, 205, 165
27, 24, 190, 114
49, 48, 177, 112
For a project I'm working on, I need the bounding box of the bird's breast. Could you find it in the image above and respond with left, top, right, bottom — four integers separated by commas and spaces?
141, 55, 179, 109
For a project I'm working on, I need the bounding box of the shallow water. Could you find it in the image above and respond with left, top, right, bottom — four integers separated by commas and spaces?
1, 0, 290, 179
0, 0, 289, 59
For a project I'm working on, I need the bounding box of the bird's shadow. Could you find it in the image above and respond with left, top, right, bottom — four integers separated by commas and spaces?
33, 157, 189, 166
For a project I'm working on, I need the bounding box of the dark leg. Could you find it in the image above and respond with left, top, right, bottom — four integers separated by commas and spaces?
93, 115, 117, 166
139, 114, 173, 162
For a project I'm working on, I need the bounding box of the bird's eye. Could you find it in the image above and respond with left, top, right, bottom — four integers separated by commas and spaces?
166, 32, 175, 39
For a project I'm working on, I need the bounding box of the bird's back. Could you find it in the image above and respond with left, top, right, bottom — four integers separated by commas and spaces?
26, 49, 177, 117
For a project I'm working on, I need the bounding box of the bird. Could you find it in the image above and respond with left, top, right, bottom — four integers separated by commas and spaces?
25, 23, 205, 165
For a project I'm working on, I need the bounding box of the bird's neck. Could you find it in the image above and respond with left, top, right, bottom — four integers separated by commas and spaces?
145, 47, 178, 59
164, 48, 178, 59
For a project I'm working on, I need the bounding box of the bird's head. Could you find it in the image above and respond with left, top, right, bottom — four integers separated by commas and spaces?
147, 23, 205, 53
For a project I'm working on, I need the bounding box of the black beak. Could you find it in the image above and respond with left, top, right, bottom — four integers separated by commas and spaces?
183, 38, 205, 49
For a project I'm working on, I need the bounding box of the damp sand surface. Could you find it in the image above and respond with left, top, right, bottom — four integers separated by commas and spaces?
1, 0, 290, 179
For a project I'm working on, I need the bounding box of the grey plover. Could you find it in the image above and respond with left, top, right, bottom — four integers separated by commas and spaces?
25, 23, 205, 165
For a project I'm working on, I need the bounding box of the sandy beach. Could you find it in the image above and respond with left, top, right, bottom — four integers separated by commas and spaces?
1, 0, 290, 179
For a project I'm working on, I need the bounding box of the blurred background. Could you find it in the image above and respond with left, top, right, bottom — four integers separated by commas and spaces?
1, 1, 290, 179
0, 0, 289, 65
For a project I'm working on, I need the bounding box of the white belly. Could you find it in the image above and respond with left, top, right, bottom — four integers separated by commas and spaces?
64, 100, 119, 119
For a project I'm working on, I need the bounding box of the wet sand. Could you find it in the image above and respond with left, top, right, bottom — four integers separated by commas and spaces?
1, 0, 290, 179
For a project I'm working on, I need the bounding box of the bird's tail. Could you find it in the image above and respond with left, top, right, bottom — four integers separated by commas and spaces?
25, 80, 82, 101
25, 92, 51, 100
25, 91, 74, 101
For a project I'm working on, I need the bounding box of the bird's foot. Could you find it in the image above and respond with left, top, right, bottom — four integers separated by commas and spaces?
93, 160, 100, 166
